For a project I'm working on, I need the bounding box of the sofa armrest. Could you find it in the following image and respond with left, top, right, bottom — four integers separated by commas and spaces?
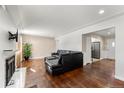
45, 58, 62, 69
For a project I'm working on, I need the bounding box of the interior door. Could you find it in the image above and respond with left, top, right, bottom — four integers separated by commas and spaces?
91, 42, 100, 59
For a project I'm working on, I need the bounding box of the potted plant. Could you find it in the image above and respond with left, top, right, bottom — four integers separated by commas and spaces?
23, 43, 32, 60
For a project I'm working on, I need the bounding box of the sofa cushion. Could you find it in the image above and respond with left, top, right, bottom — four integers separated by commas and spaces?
45, 59, 63, 71
45, 59, 59, 67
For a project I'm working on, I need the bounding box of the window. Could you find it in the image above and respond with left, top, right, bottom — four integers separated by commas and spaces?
112, 42, 115, 47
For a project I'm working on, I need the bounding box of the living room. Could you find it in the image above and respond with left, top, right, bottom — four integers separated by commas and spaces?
1, 4, 124, 89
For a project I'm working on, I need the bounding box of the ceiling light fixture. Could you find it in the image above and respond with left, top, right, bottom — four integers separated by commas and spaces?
99, 9, 105, 14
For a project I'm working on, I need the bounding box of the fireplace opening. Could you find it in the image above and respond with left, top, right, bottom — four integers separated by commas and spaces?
5, 55, 15, 86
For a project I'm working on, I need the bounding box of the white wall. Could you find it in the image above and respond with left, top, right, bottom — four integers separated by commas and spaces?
22, 35, 56, 59
101, 38, 115, 59
56, 14, 124, 81
84, 37, 91, 65
106, 38, 115, 59
57, 31, 82, 51
0, 7, 16, 87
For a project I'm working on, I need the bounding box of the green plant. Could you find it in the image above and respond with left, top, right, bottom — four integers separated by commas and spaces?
23, 43, 32, 60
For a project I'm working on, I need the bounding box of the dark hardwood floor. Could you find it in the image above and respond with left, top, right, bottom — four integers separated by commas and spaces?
21, 59, 124, 88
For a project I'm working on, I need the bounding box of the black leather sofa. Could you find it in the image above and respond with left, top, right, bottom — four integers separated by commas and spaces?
44, 50, 83, 75
44, 50, 74, 61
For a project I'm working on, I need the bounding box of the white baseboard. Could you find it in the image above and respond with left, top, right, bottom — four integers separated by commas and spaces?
83, 61, 92, 66
100, 58, 104, 60
115, 75, 124, 81
30, 56, 45, 59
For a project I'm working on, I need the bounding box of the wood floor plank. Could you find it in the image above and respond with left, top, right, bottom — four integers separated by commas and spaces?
21, 59, 124, 88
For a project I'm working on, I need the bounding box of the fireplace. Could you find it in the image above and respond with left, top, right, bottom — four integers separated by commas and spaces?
5, 55, 15, 86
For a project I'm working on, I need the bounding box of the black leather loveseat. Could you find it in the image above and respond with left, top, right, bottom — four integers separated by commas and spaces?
44, 50, 83, 75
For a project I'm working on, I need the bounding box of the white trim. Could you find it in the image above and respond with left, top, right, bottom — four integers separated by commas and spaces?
30, 56, 45, 59
115, 75, 124, 81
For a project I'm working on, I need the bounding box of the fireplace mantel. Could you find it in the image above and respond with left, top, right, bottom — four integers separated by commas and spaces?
3, 50, 18, 59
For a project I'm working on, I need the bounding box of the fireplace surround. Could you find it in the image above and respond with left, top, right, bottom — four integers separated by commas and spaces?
5, 55, 15, 86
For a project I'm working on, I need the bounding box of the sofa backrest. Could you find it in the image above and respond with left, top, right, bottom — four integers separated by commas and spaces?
57, 50, 70, 55
60, 52, 83, 67
57, 50, 81, 55
71, 52, 83, 66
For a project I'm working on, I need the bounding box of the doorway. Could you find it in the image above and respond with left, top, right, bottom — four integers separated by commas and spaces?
82, 27, 115, 64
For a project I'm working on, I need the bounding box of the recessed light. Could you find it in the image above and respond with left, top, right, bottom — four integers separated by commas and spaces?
99, 9, 105, 14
